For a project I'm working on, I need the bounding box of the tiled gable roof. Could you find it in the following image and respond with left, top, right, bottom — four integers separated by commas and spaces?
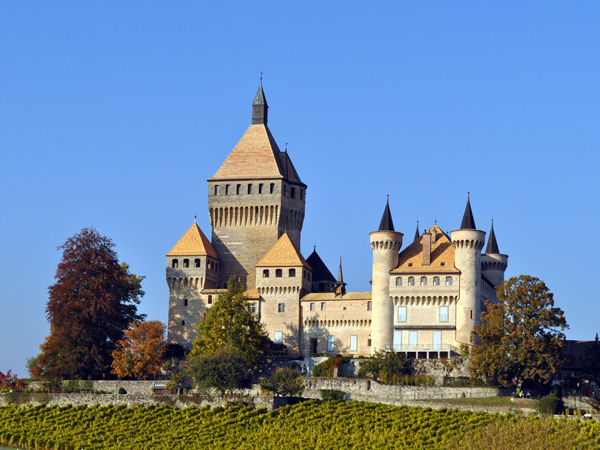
167, 222, 219, 258
390, 224, 459, 274
256, 233, 311, 269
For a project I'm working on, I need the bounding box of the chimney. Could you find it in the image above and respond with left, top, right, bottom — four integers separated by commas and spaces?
422, 232, 431, 266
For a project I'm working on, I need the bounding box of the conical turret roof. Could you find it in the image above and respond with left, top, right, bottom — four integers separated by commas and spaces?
167, 221, 219, 258
485, 221, 500, 254
378, 197, 395, 231
460, 194, 477, 230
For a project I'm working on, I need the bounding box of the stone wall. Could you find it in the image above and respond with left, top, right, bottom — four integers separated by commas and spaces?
27, 380, 164, 395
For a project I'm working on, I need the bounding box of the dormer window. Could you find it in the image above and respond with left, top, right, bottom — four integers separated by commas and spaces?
408, 263, 413, 267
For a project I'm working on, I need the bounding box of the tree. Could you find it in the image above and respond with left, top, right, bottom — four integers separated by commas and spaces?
38, 227, 145, 379
260, 368, 305, 397
111, 320, 166, 379
188, 278, 270, 392
470, 275, 568, 390
0, 370, 25, 392
358, 350, 408, 381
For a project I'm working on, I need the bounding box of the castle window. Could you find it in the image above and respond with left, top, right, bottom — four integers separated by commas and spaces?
247, 184, 252, 194
470, 310, 473, 320
308, 272, 311, 281
288, 268, 296, 277
263, 269, 270, 278
172, 259, 179, 268
248, 303, 257, 314
310, 303, 316, 311
259, 183, 263, 194
214, 185, 219, 195
274, 331, 283, 344
367, 301, 372, 311
409, 331, 418, 349
408, 263, 413, 267
321, 302, 326, 311
398, 306, 407, 322
318, 283, 325, 292
184, 298, 188, 307
283, 185, 287, 195
181, 320, 185, 326
183, 259, 190, 268
445, 276, 453, 286
395, 277, 402, 287
277, 303, 285, 313
440, 262, 445, 266
270, 183, 275, 194
225, 184, 230, 195
440, 306, 449, 322
350, 335, 358, 351
194, 258, 201, 268
276, 269, 283, 278
300, 189, 303, 199
327, 336, 335, 352
236, 184, 241, 195
207, 295, 212, 304
420, 276, 427, 286
368, 339, 372, 347
291, 187, 296, 198
408, 277, 415, 286
433, 276, 440, 286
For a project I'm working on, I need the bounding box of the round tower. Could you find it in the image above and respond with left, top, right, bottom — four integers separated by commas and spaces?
451, 196, 485, 346
481, 220, 508, 287
370, 198, 403, 353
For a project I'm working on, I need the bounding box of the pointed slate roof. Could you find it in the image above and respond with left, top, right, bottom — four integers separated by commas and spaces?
414, 221, 420, 242
252, 80, 268, 106
256, 233, 311, 269
306, 248, 336, 282
485, 221, 500, 254
378, 197, 395, 231
167, 222, 219, 258
337, 258, 347, 286
460, 195, 477, 230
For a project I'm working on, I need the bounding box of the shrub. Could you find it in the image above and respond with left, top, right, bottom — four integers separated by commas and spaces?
260, 368, 304, 397
313, 357, 346, 377
358, 350, 407, 382
321, 389, 346, 401
538, 396, 564, 415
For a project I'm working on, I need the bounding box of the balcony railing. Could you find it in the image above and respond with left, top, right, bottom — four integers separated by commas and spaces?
387, 344, 460, 353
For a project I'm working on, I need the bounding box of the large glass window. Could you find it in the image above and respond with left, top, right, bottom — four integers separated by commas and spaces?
408, 277, 415, 286
420, 276, 427, 286
393, 330, 402, 351
409, 331, 418, 349
274, 331, 283, 344
395, 277, 402, 286
398, 306, 407, 322
440, 306, 449, 322
350, 335, 357, 351
433, 276, 440, 286
445, 276, 453, 286
327, 336, 335, 352
433, 331, 442, 350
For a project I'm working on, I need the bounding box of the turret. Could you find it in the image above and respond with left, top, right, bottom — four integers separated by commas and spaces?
451, 195, 485, 346
370, 197, 403, 353
334, 257, 347, 296
481, 220, 509, 287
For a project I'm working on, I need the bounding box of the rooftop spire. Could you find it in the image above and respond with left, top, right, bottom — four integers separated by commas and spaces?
378, 195, 395, 231
485, 219, 500, 254
414, 220, 420, 241
335, 257, 347, 296
460, 192, 477, 230
252, 75, 268, 125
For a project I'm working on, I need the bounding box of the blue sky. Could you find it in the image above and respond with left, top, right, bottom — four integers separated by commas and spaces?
1, 2, 599, 376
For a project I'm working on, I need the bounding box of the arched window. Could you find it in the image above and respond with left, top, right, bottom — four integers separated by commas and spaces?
183, 259, 189, 268
408, 277, 415, 286
263, 269, 270, 278
433, 276, 440, 286
445, 276, 453, 286
276, 269, 283, 278
310, 303, 316, 311
171, 259, 178, 268
420, 276, 427, 286
395, 277, 402, 287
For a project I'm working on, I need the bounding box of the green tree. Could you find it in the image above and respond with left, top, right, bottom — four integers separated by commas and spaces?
188, 278, 270, 391
358, 350, 408, 382
260, 368, 305, 397
188, 348, 252, 394
470, 275, 568, 391
111, 320, 167, 379
38, 227, 145, 379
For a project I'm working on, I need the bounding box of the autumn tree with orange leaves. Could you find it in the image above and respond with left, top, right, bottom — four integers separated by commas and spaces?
470, 275, 568, 391
111, 321, 167, 379
38, 227, 145, 379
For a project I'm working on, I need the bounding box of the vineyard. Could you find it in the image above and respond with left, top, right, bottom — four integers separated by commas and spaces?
0, 401, 599, 450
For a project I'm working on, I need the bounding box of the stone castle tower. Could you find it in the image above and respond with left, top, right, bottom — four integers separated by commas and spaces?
207, 80, 307, 289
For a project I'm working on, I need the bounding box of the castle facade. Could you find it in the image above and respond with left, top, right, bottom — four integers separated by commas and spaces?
166, 83, 509, 359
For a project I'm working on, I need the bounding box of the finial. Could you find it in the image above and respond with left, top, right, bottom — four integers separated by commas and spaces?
260, 70, 263, 82
434, 219, 437, 225
387, 194, 389, 202
468, 191, 470, 200
285, 142, 288, 153
194, 215, 197, 223
314, 245, 316, 251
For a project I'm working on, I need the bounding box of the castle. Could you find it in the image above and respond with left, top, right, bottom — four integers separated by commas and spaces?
165, 82, 509, 359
